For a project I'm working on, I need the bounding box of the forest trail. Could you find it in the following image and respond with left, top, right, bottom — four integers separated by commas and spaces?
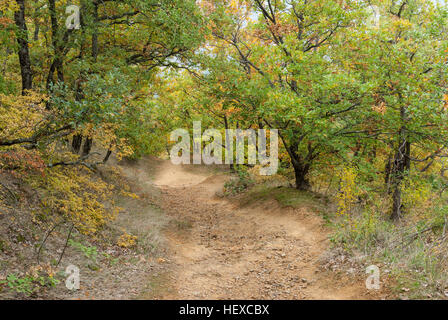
131, 159, 378, 300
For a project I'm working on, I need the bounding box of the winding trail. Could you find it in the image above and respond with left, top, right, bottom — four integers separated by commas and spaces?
136, 159, 381, 300
118, 158, 385, 299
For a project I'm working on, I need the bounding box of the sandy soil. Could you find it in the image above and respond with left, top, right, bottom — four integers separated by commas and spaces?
139, 159, 385, 300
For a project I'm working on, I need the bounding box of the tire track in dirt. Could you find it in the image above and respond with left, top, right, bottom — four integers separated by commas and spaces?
146, 160, 381, 299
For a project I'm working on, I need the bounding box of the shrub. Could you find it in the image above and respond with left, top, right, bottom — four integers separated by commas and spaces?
224, 169, 254, 195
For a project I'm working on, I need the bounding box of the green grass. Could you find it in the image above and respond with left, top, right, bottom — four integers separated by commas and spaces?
239, 184, 329, 213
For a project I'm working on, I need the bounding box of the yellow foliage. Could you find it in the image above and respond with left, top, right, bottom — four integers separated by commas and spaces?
0, 0, 19, 12
401, 175, 431, 211
336, 166, 357, 218
28, 167, 118, 234
121, 191, 139, 199
0, 92, 48, 143
115, 138, 134, 160
117, 232, 137, 248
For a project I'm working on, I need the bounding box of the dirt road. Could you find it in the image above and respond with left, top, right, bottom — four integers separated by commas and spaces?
135, 159, 379, 300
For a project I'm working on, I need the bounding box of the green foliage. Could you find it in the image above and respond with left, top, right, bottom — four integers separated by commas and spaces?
224, 169, 254, 195
68, 239, 98, 263
331, 197, 448, 298
0, 75, 16, 94
0, 273, 59, 297
239, 183, 325, 213
101, 252, 119, 266
2, 0, 448, 299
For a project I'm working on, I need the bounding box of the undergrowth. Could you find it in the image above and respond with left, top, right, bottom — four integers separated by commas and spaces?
329, 166, 448, 299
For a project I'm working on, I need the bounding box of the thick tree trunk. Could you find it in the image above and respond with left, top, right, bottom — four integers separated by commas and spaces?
279, 132, 315, 190
81, 137, 92, 157
14, 0, 32, 94
292, 161, 311, 190
72, 134, 83, 153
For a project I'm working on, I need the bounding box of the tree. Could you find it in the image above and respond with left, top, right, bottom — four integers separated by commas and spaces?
346, 0, 448, 219
14, 0, 32, 93
201, 0, 369, 189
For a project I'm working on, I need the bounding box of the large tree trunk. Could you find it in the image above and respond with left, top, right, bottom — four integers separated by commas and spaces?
282, 135, 314, 190
14, 0, 32, 94
81, 137, 92, 157
292, 160, 311, 190
72, 134, 83, 153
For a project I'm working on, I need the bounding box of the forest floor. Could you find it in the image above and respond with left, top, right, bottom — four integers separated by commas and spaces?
120, 157, 391, 300
0, 156, 393, 299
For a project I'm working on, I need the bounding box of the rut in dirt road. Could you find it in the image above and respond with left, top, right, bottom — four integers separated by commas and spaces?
149, 160, 379, 299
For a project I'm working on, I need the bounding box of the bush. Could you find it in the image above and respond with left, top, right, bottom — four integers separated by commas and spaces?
224, 169, 254, 195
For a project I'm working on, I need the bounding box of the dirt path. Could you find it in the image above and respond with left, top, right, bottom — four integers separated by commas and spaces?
137, 159, 380, 300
